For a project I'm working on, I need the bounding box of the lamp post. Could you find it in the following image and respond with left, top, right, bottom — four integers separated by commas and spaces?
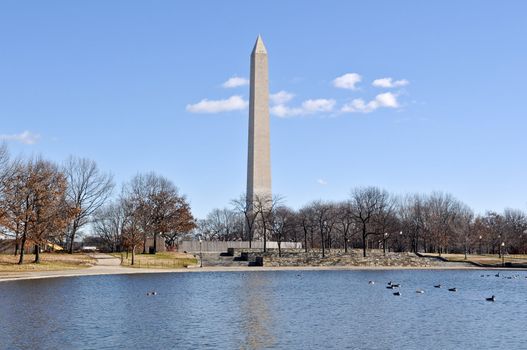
497, 235, 501, 258
501, 242, 505, 267
382, 231, 403, 255
322, 220, 327, 258
199, 238, 203, 268
479, 235, 482, 255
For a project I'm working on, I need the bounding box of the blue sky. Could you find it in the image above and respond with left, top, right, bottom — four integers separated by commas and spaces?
1, 1, 526, 218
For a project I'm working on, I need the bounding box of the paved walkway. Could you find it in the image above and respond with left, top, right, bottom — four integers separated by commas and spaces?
1, 253, 511, 283
0, 253, 174, 282
88, 253, 122, 266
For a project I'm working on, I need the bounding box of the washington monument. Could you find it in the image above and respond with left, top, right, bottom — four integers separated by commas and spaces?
246, 35, 271, 208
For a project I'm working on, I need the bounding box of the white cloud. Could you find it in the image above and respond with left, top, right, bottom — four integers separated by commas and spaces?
271, 104, 302, 117
317, 179, 328, 186
222, 76, 249, 88
302, 99, 335, 113
333, 73, 362, 90
270, 91, 294, 105
372, 77, 409, 88
341, 92, 399, 113
0, 130, 40, 145
271, 98, 336, 117
186, 95, 248, 113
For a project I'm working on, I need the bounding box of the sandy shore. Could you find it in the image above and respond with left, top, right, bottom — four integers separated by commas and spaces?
1, 258, 519, 283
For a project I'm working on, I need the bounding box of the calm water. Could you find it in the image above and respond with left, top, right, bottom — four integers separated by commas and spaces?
0, 270, 526, 350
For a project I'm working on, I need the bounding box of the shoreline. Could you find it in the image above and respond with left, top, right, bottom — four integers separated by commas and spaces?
1, 263, 524, 283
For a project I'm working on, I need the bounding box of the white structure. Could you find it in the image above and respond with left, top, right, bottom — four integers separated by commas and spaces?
246, 35, 272, 206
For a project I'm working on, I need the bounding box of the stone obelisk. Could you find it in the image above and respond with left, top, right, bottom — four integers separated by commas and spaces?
247, 35, 271, 213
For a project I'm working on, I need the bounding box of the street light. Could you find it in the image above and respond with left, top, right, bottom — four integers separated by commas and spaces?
199, 237, 203, 268
382, 231, 403, 256
479, 235, 482, 255
501, 242, 505, 267
383, 233, 388, 256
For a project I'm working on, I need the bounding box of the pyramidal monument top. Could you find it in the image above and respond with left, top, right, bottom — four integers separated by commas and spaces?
252, 35, 267, 55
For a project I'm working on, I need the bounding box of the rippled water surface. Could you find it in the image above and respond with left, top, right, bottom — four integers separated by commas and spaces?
1, 270, 526, 349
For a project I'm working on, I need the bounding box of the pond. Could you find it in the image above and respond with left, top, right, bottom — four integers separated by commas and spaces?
0, 269, 526, 349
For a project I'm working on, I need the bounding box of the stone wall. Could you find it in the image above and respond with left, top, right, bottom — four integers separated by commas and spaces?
179, 240, 302, 252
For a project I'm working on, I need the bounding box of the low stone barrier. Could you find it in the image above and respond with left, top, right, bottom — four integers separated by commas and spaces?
179, 240, 302, 252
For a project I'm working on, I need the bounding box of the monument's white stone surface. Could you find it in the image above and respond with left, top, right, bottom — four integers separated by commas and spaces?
247, 35, 271, 206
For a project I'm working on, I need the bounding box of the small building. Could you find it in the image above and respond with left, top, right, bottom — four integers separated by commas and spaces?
144, 236, 167, 253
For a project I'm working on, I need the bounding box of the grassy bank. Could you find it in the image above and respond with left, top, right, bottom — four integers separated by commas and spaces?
112, 251, 198, 269
0, 253, 95, 272
420, 253, 527, 266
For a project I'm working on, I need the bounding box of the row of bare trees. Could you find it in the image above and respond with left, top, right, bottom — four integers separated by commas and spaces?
91, 173, 196, 264
195, 187, 527, 258
0, 145, 90, 263
0, 144, 195, 264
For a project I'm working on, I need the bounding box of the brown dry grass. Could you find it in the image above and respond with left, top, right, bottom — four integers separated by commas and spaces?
422, 253, 527, 265
111, 251, 198, 269
0, 253, 96, 272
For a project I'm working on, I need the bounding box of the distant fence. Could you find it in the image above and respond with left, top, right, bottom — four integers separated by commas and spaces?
179, 240, 302, 252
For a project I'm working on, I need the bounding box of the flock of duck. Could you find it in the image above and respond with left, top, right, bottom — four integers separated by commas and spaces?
367, 271, 527, 302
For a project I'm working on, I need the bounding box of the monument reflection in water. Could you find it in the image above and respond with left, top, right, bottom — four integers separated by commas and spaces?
238, 272, 276, 349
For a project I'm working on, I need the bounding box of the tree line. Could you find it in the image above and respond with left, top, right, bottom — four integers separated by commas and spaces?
197, 188, 527, 258
0, 144, 195, 264
2, 142, 526, 261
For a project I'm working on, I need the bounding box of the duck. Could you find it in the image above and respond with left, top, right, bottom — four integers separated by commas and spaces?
146, 291, 157, 296
448, 288, 457, 292
486, 295, 496, 302
391, 283, 401, 288
434, 284, 442, 288
386, 285, 395, 289
416, 289, 425, 294
495, 273, 500, 277
393, 291, 401, 296
368, 280, 375, 285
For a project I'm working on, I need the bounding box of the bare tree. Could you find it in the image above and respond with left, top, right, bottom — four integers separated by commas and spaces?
335, 201, 356, 253
121, 197, 143, 265
92, 202, 125, 252
298, 205, 316, 253
123, 172, 195, 254
308, 200, 337, 258
64, 157, 114, 253
198, 208, 242, 241
399, 194, 427, 253
503, 208, 527, 253
3, 159, 73, 264
272, 206, 295, 257
454, 205, 474, 259
231, 193, 259, 246
350, 186, 392, 257
253, 194, 283, 252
